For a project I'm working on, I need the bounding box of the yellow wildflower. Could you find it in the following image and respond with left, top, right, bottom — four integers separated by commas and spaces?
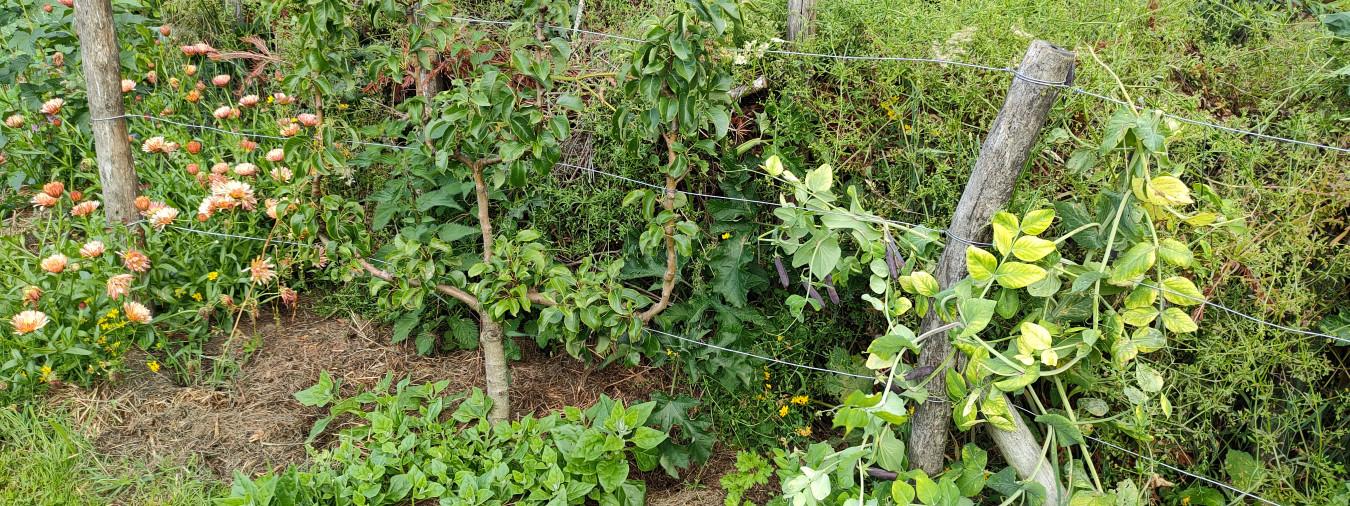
720, 232, 731, 240
337, 103, 349, 110
147, 360, 160, 373
207, 271, 219, 281
763, 370, 770, 381
38, 365, 53, 383
764, 383, 772, 391
106, 308, 119, 318
796, 426, 813, 437
192, 292, 203, 301
778, 405, 789, 417
790, 395, 809, 406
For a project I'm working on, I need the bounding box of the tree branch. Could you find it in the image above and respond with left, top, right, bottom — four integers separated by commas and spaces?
471, 164, 494, 262
638, 130, 682, 324
527, 288, 556, 307
358, 258, 480, 311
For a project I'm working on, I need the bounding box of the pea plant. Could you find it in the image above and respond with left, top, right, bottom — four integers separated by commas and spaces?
758, 106, 1245, 505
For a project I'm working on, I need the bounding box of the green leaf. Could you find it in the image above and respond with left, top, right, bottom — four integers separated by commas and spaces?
912, 271, 941, 297
596, 458, 629, 492
915, 472, 939, 505
1160, 276, 1204, 306
955, 444, 988, 497
1109, 243, 1155, 283
709, 107, 729, 138
1135, 363, 1164, 393
1148, 175, 1193, 206
1019, 322, 1053, 352
875, 429, 906, 472
1157, 238, 1193, 267
992, 212, 1019, 255
1224, 450, 1265, 490
1011, 236, 1056, 262
294, 371, 336, 407
808, 235, 841, 280
1035, 413, 1085, 446
631, 426, 668, 450
1161, 307, 1197, 333
1021, 209, 1056, 235
557, 94, 584, 111
995, 262, 1047, 289
966, 247, 998, 281
958, 298, 996, 338
892, 479, 916, 504
981, 390, 1017, 432
803, 164, 833, 193
708, 235, 751, 307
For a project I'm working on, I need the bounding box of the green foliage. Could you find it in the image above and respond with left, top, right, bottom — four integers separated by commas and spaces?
218, 375, 676, 505
722, 451, 772, 506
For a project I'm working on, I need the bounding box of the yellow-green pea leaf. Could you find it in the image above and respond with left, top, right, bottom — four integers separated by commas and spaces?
992, 212, 1019, 255
966, 246, 998, 281
912, 271, 940, 297
1020, 322, 1053, 351
1161, 307, 1198, 333
1149, 175, 1194, 206
1021, 209, 1056, 235
1161, 276, 1204, 306
1157, 238, 1193, 268
1011, 236, 1056, 262
995, 262, 1047, 289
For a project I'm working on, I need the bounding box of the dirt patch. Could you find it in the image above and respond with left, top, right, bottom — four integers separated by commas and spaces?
49, 307, 671, 479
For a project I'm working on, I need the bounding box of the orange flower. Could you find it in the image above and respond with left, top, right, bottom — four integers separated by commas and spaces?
280, 286, 298, 307
279, 123, 300, 137
185, 89, 201, 103
40, 98, 64, 115
69, 190, 83, 202
42, 181, 64, 197
70, 200, 100, 217
233, 163, 257, 176
40, 254, 68, 273
11, 310, 50, 334
30, 193, 58, 208
297, 113, 320, 127
210, 162, 230, 175
141, 136, 178, 154
145, 70, 158, 85
121, 79, 136, 93
134, 195, 151, 211
238, 138, 257, 151
212, 105, 232, 119
239, 94, 259, 107
186, 163, 200, 175
186, 140, 202, 154
272, 93, 295, 105
121, 249, 151, 272
270, 167, 293, 182
211, 74, 230, 87
149, 206, 179, 230
244, 256, 276, 285
106, 273, 134, 299
123, 301, 152, 324
3, 114, 23, 129
79, 240, 105, 258
264, 148, 284, 162
183, 64, 197, 76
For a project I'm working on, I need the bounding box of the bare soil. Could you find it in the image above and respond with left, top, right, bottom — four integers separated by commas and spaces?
47, 308, 690, 485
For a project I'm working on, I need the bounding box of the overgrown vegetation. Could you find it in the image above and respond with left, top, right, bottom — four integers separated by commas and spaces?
1, 0, 1347, 503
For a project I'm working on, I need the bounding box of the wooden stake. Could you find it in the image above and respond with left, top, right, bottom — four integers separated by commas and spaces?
74, 0, 139, 224
786, 0, 816, 41
906, 40, 1074, 504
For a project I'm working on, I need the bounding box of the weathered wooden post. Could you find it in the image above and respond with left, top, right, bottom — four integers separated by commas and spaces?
906, 39, 1075, 504
786, 0, 815, 41
74, 0, 140, 224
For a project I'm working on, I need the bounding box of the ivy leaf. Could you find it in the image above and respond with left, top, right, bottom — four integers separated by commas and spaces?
992, 212, 1019, 255
1161, 307, 1198, 333
1160, 276, 1204, 306
995, 262, 1046, 289
1011, 236, 1056, 262
1109, 243, 1155, 284
1020, 209, 1056, 235
1157, 238, 1193, 267
966, 246, 998, 281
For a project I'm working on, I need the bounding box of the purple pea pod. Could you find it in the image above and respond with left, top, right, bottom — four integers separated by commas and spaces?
803, 280, 825, 307
823, 274, 841, 305
774, 255, 790, 288
885, 232, 905, 280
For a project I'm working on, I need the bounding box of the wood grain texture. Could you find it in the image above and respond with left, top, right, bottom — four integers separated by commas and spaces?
906, 39, 1074, 505
74, 0, 139, 224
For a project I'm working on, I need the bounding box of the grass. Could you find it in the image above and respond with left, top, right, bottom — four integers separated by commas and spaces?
0, 406, 217, 505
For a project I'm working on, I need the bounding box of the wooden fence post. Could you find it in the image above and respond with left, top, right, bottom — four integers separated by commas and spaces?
786, 0, 815, 41
74, 0, 139, 224
906, 40, 1074, 504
